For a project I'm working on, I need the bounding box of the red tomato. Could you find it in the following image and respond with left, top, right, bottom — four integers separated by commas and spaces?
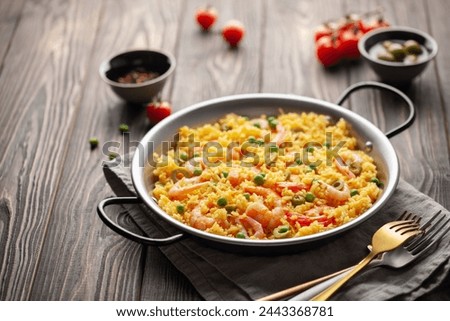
339, 27, 364, 59
195, 6, 218, 31
314, 24, 333, 42
339, 14, 364, 33
287, 213, 312, 227
222, 20, 245, 47
146, 101, 172, 124
315, 35, 342, 67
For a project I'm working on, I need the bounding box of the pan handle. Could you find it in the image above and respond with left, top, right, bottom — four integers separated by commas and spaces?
97, 196, 184, 246
336, 81, 415, 138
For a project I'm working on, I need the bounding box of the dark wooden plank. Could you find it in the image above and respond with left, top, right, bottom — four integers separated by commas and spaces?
0, 0, 25, 66
261, 0, 348, 101
426, 0, 450, 156
170, 0, 263, 110
29, 0, 190, 300
0, 0, 103, 300
344, 0, 450, 208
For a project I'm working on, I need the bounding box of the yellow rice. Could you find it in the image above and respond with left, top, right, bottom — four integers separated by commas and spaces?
151, 112, 381, 240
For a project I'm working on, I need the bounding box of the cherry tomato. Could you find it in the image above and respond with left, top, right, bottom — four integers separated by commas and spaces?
339, 14, 364, 33
146, 101, 172, 124
222, 20, 245, 47
314, 23, 334, 41
195, 6, 218, 31
339, 27, 364, 59
315, 35, 342, 67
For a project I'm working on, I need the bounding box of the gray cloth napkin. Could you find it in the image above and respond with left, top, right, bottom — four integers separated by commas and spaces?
102, 155, 450, 300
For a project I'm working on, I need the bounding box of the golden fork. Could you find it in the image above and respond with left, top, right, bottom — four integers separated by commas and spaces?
311, 220, 422, 301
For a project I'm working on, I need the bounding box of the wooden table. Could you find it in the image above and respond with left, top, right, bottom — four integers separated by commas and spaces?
1, 0, 449, 300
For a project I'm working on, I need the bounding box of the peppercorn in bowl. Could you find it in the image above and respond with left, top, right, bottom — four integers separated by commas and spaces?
358, 26, 438, 84
99, 49, 176, 104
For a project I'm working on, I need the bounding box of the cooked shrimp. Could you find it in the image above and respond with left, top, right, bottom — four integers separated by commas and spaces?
244, 186, 280, 199
228, 168, 242, 187
251, 118, 269, 129
319, 180, 350, 203
334, 151, 363, 178
240, 216, 265, 239
189, 203, 215, 230
274, 123, 287, 146
245, 202, 283, 230
184, 157, 205, 175
168, 177, 208, 200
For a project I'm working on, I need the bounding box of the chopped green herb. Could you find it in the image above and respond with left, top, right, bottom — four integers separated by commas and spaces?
269, 145, 279, 153
236, 232, 246, 239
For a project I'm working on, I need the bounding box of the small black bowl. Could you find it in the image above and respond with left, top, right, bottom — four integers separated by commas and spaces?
358, 26, 438, 85
99, 49, 176, 104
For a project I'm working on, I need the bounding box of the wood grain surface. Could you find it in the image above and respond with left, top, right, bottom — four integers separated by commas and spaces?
0, 0, 448, 300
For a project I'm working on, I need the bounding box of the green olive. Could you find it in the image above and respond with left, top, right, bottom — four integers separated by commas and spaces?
377, 52, 396, 62
404, 40, 422, 55
349, 161, 362, 175
388, 43, 406, 61
273, 225, 290, 239
291, 195, 306, 207
404, 55, 418, 64
332, 180, 345, 191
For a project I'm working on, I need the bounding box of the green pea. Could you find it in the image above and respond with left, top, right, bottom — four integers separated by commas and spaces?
176, 205, 185, 214
370, 177, 381, 186
89, 137, 99, 149
236, 232, 246, 239
222, 171, 229, 178
350, 189, 359, 197
253, 174, 265, 186
193, 168, 202, 176
180, 153, 188, 161
217, 197, 227, 207
305, 193, 315, 202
